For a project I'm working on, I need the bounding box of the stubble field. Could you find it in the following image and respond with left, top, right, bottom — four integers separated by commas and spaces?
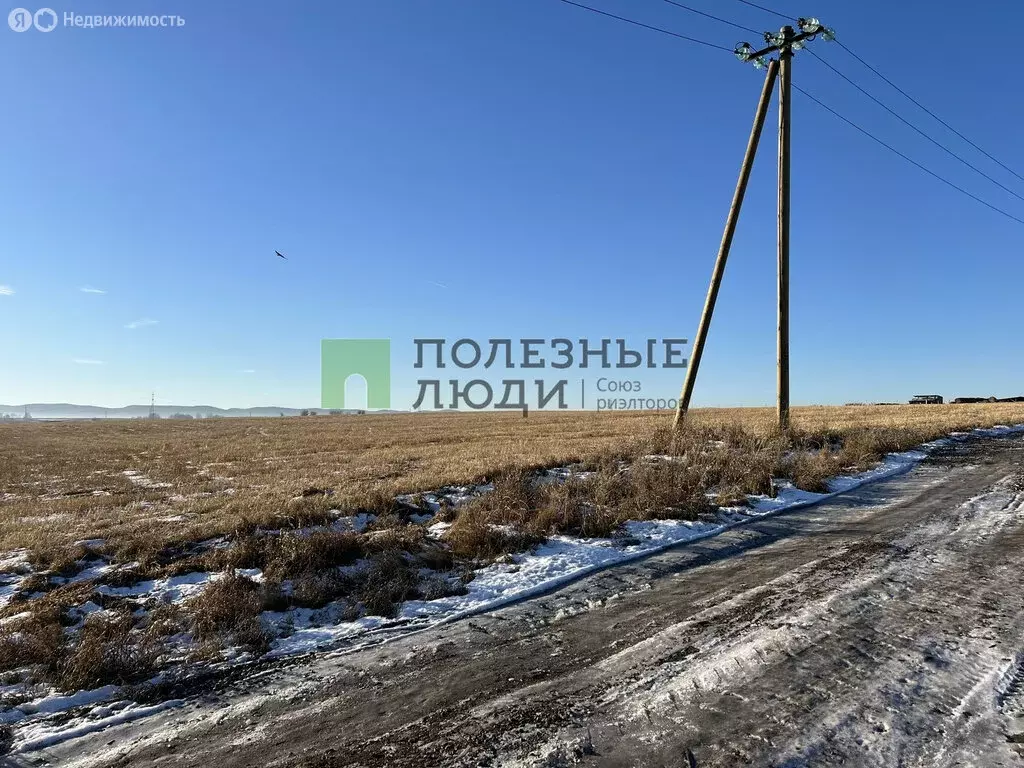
1, 403, 1024, 704
3, 404, 1024, 560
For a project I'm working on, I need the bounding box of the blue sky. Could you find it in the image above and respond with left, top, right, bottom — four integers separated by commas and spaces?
1, 0, 1022, 410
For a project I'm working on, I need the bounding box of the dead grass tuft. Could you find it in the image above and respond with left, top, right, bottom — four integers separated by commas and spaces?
26, 542, 94, 577
356, 552, 420, 618
263, 531, 363, 581
443, 509, 544, 561
57, 608, 160, 691
777, 450, 846, 493
289, 571, 349, 610
188, 572, 267, 653
0, 605, 65, 674
416, 572, 469, 601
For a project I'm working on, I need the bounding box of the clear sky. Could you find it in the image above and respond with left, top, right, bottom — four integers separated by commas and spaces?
1, 0, 1022, 410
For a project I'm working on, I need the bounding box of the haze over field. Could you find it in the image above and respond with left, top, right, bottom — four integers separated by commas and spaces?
0, 404, 375, 419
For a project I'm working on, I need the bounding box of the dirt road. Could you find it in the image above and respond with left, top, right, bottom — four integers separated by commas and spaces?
35, 435, 1024, 767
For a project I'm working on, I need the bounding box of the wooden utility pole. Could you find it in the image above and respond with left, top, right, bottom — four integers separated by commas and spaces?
777, 27, 793, 432
674, 60, 779, 429
672, 18, 834, 433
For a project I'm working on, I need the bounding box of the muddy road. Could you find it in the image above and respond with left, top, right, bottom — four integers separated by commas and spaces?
34, 435, 1024, 767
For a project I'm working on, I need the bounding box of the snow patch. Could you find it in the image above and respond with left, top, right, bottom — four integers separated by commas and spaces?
97, 571, 213, 602
13, 699, 184, 753
331, 513, 375, 533
121, 470, 172, 490
265, 424, 1024, 658
5, 423, 1023, 752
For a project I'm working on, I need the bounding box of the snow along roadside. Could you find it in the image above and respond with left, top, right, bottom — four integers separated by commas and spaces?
268, 423, 1024, 656
8, 423, 1024, 755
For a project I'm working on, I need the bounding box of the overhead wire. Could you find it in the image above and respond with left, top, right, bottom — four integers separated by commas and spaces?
659, 0, 760, 35
805, 48, 1024, 205
794, 84, 1024, 227
731, 0, 1024, 185
834, 40, 1024, 185
552, 0, 1024, 226
555, 0, 733, 52
734, 0, 790, 22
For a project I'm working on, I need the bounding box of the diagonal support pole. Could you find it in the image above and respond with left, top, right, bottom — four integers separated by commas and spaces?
674, 59, 780, 429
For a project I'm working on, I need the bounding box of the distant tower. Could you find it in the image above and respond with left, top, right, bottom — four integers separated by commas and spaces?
148, 393, 158, 420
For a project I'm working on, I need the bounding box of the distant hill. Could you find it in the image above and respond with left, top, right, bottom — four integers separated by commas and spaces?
0, 404, 403, 420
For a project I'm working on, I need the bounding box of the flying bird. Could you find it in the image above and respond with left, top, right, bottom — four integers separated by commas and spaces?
275, 250, 288, 260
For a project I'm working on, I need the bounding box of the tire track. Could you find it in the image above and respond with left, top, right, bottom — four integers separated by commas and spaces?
513, 471, 1024, 767
37, 437, 1024, 768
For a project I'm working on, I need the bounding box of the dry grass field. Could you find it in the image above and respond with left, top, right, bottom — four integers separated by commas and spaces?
2, 403, 1024, 697
3, 404, 1024, 562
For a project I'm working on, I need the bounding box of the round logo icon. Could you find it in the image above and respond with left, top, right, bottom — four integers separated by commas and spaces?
8, 7, 33, 31
34, 7, 57, 31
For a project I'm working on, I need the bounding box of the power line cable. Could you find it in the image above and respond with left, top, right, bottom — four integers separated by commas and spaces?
805, 49, 1024, 205
732, 0, 1024, 185
794, 84, 1024, 227
734, 0, 790, 22
835, 41, 1024, 185
553, 0, 1024, 227
555, 0, 733, 51
659, 0, 760, 35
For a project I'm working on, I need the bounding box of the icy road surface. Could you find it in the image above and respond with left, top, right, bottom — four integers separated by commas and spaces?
35, 434, 1024, 767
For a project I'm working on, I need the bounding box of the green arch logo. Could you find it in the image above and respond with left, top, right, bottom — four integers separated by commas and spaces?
321, 339, 391, 410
